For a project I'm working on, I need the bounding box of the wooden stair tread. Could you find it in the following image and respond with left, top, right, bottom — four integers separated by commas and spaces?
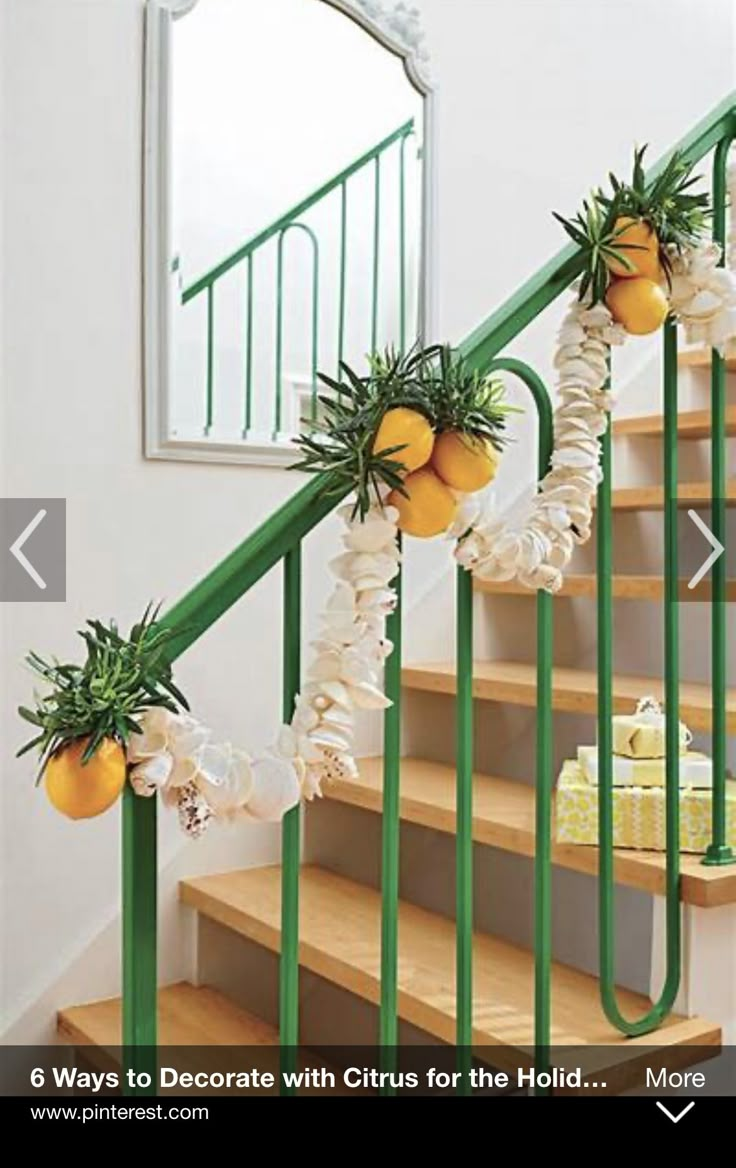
59, 982, 280, 1047
613, 405, 736, 439
476, 574, 736, 600
328, 758, 736, 908
610, 480, 736, 510
401, 660, 736, 734
58, 982, 357, 1094
181, 865, 719, 1090
679, 349, 736, 371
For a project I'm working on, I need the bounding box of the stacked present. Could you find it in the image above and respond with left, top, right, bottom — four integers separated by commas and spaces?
556, 697, 736, 853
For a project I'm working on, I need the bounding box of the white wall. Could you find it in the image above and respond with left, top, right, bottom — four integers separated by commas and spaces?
1, 0, 734, 1039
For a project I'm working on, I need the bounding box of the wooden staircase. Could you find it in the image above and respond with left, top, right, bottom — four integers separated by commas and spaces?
60, 349, 732, 1087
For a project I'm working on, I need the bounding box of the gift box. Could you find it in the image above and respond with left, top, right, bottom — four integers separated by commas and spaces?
577, 745, 713, 788
610, 696, 691, 759
555, 759, 736, 853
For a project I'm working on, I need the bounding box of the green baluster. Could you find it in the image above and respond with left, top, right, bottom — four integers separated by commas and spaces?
704, 134, 735, 866
485, 357, 553, 1082
399, 135, 408, 355
275, 224, 320, 439
243, 254, 253, 437
280, 545, 301, 1094
205, 283, 214, 436
122, 786, 157, 1096
337, 182, 347, 378
379, 551, 402, 1094
456, 564, 474, 1094
372, 155, 381, 354
598, 327, 680, 1035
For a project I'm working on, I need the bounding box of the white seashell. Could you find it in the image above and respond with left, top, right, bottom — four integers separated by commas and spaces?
326, 582, 357, 613
320, 680, 354, 708
344, 517, 398, 553
705, 307, 736, 346
580, 304, 614, 328
291, 701, 320, 734
276, 724, 298, 758
683, 288, 722, 321
357, 587, 397, 615
346, 681, 392, 710
308, 652, 343, 682
196, 746, 254, 818
473, 559, 518, 582
557, 322, 586, 346
176, 781, 213, 839
127, 707, 171, 762
246, 754, 301, 822
129, 751, 173, 797
318, 704, 354, 729
308, 725, 353, 753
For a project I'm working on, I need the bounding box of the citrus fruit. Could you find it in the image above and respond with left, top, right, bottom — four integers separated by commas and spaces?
372, 407, 434, 473
431, 431, 500, 492
45, 736, 127, 820
605, 276, 669, 335
388, 468, 457, 538
606, 217, 661, 280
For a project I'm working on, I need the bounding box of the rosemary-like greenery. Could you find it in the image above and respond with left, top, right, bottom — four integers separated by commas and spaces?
18, 604, 188, 779
292, 343, 518, 517
555, 145, 712, 302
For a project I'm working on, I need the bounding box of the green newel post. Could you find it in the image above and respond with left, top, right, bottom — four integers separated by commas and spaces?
122, 784, 157, 1096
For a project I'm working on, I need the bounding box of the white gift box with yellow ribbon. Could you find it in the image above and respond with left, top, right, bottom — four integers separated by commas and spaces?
556, 759, 736, 853
609, 695, 691, 759
577, 745, 713, 788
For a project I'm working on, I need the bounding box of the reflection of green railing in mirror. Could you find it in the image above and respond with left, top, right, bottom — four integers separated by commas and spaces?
181, 119, 415, 440
122, 93, 735, 1097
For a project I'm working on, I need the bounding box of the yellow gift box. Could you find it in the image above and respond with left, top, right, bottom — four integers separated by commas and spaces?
556, 759, 736, 853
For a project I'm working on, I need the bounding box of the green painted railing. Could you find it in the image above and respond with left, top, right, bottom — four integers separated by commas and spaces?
181, 119, 415, 441
122, 93, 735, 1095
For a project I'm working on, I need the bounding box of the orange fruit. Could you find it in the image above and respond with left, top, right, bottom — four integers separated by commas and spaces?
45, 736, 126, 820
372, 407, 434, 474
606, 216, 661, 280
388, 468, 457, 538
431, 431, 500, 492
605, 277, 669, 335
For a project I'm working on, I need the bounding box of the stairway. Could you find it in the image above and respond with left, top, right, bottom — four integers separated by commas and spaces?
60, 349, 733, 1089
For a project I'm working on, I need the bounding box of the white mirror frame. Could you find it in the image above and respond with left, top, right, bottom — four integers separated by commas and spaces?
143, 0, 438, 465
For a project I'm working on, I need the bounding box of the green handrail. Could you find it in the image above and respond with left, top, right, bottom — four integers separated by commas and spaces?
121, 93, 735, 1082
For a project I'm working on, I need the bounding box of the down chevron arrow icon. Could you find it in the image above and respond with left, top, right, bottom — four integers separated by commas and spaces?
656, 1101, 696, 1123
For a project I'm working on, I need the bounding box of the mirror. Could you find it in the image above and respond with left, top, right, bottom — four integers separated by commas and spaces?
145, 0, 434, 463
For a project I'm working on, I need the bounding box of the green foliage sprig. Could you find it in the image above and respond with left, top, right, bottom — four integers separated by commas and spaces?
555, 145, 712, 303
18, 604, 188, 779
291, 343, 519, 518
429, 345, 521, 452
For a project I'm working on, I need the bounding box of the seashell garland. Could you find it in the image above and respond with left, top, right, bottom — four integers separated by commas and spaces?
128, 504, 399, 832
273, 503, 399, 800
455, 167, 736, 594
133, 159, 736, 828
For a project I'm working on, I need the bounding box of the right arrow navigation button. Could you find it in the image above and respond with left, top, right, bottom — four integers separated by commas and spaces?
687, 509, 725, 590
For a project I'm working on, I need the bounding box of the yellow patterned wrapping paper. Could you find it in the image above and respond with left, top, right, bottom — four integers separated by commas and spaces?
556, 760, 736, 853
